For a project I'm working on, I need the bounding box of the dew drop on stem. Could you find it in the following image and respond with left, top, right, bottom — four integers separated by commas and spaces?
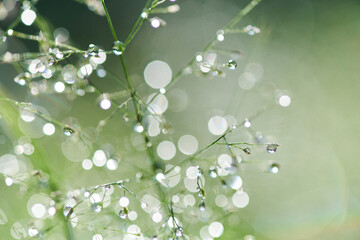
242, 147, 251, 154
119, 207, 128, 219
175, 227, 183, 237
227, 60, 237, 70
266, 144, 278, 153
269, 163, 280, 173
112, 41, 125, 56
63, 127, 75, 136
199, 201, 206, 211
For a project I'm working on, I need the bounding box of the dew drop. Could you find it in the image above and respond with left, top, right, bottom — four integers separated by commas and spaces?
123, 113, 129, 122
152, 235, 158, 240
119, 207, 128, 219
87, 44, 99, 57
175, 227, 183, 237
269, 163, 280, 173
134, 123, 144, 133
208, 167, 217, 178
112, 41, 125, 55
199, 201, 206, 211
242, 147, 251, 154
227, 60, 237, 70
63, 127, 75, 136
216, 29, 225, 41
266, 144, 278, 153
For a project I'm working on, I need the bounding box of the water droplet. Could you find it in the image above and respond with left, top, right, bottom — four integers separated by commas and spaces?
123, 113, 129, 122
119, 207, 128, 219
87, 44, 99, 57
199, 201, 206, 211
227, 60, 237, 70
14, 72, 31, 86
269, 163, 280, 173
99, 94, 111, 110
216, 29, 225, 41
152, 235, 158, 240
134, 123, 144, 133
266, 144, 278, 153
242, 147, 251, 154
92, 203, 102, 212
141, 11, 148, 19
83, 51, 89, 58
112, 41, 125, 55
63, 127, 75, 136
208, 167, 217, 178
244, 118, 251, 128
175, 227, 183, 237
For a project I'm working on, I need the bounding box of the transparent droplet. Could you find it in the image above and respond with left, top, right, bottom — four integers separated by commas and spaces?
227, 60, 237, 70
242, 147, 251, 154
244, 118, 251, 128
175, 227, 183, 237
123, 113, 129, 122
92, 203, 102, 212
216, 29, 225, 41
134, 123, 144, 133
269, 163, 280, 173
152, 235, 158, 240
266, 144, 278, 153
141, 11, 148, 19
87, 44, 99, 57
208, 167, 217, 178
119, 207, 128, 219
112, 40, 125, 55
63, 127, 75, 136
199, 201, 206, 211
14, 72, 31, 86
99, 94, 111, 110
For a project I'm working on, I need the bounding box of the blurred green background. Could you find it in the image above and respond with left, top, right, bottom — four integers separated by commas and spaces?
1, 0, 360, 239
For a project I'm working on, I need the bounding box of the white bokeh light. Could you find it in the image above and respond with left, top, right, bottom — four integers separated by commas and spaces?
157, 141, 176, 160
144, 60, 172, 89
82, 159, 93, 170
31, 203, 46, 218
21, 9, 36, 26
208, 222, 224, 238
208, 116, 227, 135
278, 95, 291, 107
54, 81, 65, 93
232, 191, 249, 208
178, 135, 198, 155
43, 123, 55, 136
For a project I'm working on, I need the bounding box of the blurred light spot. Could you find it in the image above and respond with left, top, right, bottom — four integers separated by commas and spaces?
43, 123, 55, 136
31, 203, 46, 218
54, 81, 65, 93
21, 9, 36, 26
106, 159, 118, 170
215, 195, 228, 207
178, 135, 198, 155
119, 197, 130, 207
152, 212, 162, 223
186, 166, 199, 180
157, 141, 176, 160
208, 222, 224, 238
147, 93, 168, 114
144, 60, 172, 89
278, 95, 291, 107
82, 159, 93, 170
93, 150, 107, 167
208, 116, 227, 135
238, 72, 256, 90
232, 191, 249, 208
